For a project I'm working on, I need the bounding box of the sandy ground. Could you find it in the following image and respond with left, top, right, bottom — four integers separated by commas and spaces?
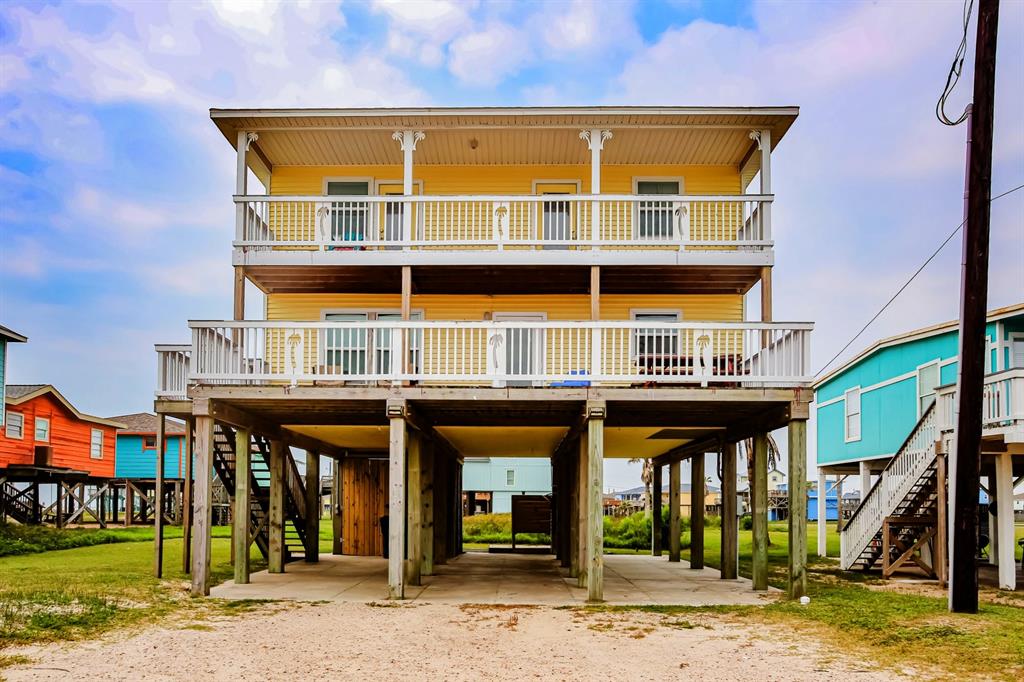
4, 601, 906, 681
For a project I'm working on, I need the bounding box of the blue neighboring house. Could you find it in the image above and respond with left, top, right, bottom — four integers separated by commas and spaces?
110, 412, 187, 479
0, 325, 28, 429
463, 457, 552, 514
812, 303, 1023, 589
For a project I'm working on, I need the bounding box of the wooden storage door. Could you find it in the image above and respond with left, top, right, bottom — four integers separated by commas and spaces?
341, 458, 389, 556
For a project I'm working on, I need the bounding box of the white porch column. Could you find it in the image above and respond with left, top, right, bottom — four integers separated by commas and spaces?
387, 400, 407, 598
817, 468, 827, 557
393, 130, 425, 245
994, 454, 1015, 589
752, 128, 772, 241
859, 461, 871, 499
580, 129, 612, 243
235, 131, 255, 242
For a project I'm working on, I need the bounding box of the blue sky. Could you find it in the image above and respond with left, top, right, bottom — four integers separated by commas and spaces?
1, 0, 1022, 490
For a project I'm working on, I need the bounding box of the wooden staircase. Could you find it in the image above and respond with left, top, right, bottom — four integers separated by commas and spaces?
841, 404, 941, 573
211, 425, 309, 562
0, 482, 35, 524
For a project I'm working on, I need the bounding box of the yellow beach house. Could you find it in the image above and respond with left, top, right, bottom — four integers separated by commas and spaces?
154, 106, 813, 602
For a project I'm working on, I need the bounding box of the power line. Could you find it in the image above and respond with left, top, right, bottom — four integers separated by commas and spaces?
814, 182, 1024, 378
936, 0, 975, 126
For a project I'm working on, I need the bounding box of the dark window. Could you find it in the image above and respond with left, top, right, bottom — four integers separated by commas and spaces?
637, 181, 679, 239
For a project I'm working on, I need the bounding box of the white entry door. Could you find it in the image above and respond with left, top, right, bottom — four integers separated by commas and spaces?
489, 313, 546, 387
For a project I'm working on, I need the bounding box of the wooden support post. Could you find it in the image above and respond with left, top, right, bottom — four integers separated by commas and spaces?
690, 452, 705, 569
669, 460, 681, 562
433, 453, 447, 565
576, 433, 589, 588
568, 438, 580, 578
267, 439, 285, 574
651, 463, 662, 556
233, 427, 252, 584
406, 432, 422, 587
388, 402, 407, 599
233, 267, 245, 321
154, 414, 166, 578
190, 416, 214, 596
55, 483, 65, 529
331, 458, 343, 555
586, 405, 604, 602
935, 448, 948, 586
421, 439, 435, 576
752, 432, 769, 591
721, 442, 738, 579
305, 450, 320, 563
182, 417, 193, 574
125, 483, 134, 527
787, 419, 808, 600
994, 452, 1016, 591
817, 468, 828, 557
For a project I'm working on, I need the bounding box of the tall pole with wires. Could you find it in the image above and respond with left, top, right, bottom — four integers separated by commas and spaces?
945, 0, 999, 614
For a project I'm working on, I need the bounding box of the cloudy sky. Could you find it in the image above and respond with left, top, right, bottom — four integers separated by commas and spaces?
1, 0, 1021, 490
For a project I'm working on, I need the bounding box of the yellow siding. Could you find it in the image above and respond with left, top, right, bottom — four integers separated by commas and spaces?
270, 164, 740, 196
266, 294, 743, 322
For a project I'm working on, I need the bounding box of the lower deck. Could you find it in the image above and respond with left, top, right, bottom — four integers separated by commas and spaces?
210, 551, 772, 606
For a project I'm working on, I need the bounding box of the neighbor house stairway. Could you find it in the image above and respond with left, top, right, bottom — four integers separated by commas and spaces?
0, 482, 35, 524
840, 404, 942, 574
211, 425, 310, 562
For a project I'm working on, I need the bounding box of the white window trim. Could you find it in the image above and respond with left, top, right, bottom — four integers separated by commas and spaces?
630, 309, 683, 361
1009, 332, 1024, 370
844, 386, 862, 443
90, 428, 104, 460
506, 469, 516, 487
532, 180, 583, 242
631, 176, 686, 241
916, 359, 941, 417
5, 411, 23, 439
492, 312, 548, 388
321, 176, 376, 195
34, 416, 50, 443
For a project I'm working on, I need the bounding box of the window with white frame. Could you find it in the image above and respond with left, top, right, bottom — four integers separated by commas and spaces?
1012, 335, 1024, 369
506, 469, 516, 487
844, 388, 861, 442
90, 429, 103, 459
34, 416, 50, 442
5, 411, 23, 439
917, 361, 940, 415
631, 311, 681, 365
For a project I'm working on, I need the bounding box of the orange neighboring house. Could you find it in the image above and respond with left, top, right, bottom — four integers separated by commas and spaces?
1, 384, 123, 477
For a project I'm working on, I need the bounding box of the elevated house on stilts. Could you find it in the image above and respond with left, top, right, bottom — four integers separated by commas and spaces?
155, 106, 814, 601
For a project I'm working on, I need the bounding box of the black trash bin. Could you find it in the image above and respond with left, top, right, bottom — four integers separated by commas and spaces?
380, 515, 389, 558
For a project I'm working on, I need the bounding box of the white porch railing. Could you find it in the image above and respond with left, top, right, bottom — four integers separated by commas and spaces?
155, 344, 191, 400
840, 405, 938, 571
234, 194, 772, 252
185, 320, 812, 388
935, 368, 1024, 433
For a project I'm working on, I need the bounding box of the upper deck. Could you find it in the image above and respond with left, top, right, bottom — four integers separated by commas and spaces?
217, 106, 797, 291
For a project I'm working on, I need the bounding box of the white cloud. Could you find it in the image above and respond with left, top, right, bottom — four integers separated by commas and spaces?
448, 22, 532, 87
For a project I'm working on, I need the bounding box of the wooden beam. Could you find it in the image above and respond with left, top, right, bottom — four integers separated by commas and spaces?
935, 447, 948, 586
267, 439, 285, 574
576, 434, 588, 588
752, 432, 769, 591
586, 407, 604, 603
154, 415, 166, 577
721, 441, 738, 579
421, 438, 435, 576
760, 266, 772, 322
690, 451, 705, 570
994, 451, 1016, 590
331, 459, 343, 555
406, 432, 422, 587
787, 419, 807, 599
233, 267, 246, 321
590, 265, 600, 319
669, 461, 681, 562
388, 401, 407, 599
182, 417, 193, 574
233, 427, 252, 584
190, 415, 214, 596
199, 399, 345, 458
651, 463, 662, 557
568, 436, 580, 578
305, 450, 320, 563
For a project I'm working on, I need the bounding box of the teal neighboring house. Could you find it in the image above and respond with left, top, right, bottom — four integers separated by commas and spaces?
0, 326, 29, 428
110, 412, 187, 479
463, 457, 552, 514
814, 302, 1024, 476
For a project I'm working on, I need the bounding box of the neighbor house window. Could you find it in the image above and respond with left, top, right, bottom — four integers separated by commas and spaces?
90, 429, 103, 459
5, 412, 23, 439
844, 388, 861, 442
34, 416, 50, 442
917, 361, 940, 415
506, 469, 516, 486
143, 436, 156, 450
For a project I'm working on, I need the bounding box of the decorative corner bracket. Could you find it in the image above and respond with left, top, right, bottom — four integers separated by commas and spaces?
393, 130, 426, 152
748, 130, 762, 150
579, 129, 613, 152
245, 132, 259, 151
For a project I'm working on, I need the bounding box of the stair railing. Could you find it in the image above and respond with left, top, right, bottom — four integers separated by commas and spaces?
840, 404, 938, 570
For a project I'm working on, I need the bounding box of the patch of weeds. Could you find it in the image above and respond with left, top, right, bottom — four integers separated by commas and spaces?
587, 621, 615, 632
366, 600, 402, 608
660, 618, 703, 629
0, 654, 33, 669
0, 592, 126, 645
181, 624, 215, 632
501, 614, 519, 630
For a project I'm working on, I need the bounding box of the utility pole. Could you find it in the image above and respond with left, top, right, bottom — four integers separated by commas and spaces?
950, 0, 999, 614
